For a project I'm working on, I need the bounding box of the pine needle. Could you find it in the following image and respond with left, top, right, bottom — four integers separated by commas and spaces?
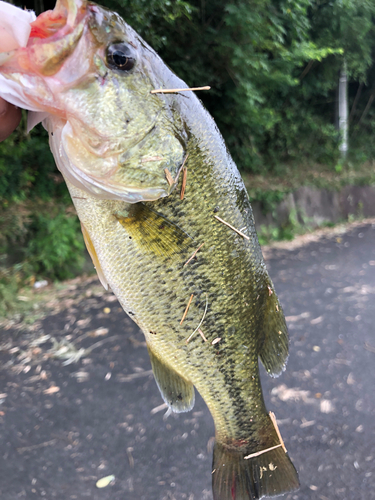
214, 215, 250, 240
164, 168, 174, 186
244, 411, 287, 460
198, 328, 207, 342
186, 293, 208, 343
269, 411, 287, 453
180, 294, 194, 325
184, 242, 205, 266
151, 86, 210, 94
244, 444, 283, 460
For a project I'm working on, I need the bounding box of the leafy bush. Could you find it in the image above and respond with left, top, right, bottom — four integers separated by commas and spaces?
0, 115, 84, 283
24, 210, 85, 280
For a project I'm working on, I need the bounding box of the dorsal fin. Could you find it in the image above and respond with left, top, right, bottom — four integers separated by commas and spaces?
259, 281, 289, 377
147, 346, 195, 413
115, 203, 192, 257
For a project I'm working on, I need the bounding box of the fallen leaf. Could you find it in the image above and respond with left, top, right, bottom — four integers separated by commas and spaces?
285, 312, 310, 322
43, 386, 60, 395
96, 475, 115, 488
310, 316, 323, 325
320, 399, 334, 413
90, 327, 109, 337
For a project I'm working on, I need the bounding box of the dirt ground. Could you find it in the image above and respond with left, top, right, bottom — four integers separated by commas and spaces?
1, 221, 375, 500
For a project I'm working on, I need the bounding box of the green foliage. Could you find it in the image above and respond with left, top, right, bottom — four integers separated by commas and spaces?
102, 0, 375, 172
0, 260, 27, 317
0, 113, 84, 282
0, 113, 69, 204
248, 189, 287, 215
24, 209, 85, 280
2, 0, 375, 290
257, 208, 313, 245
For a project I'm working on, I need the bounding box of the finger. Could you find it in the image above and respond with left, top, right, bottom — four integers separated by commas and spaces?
0, 98, 22, 141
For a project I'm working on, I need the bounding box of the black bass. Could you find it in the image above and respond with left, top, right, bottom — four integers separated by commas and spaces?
0, 1, 299, 498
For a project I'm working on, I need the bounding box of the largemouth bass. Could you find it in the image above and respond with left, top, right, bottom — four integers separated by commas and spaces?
0, 1, 299, 498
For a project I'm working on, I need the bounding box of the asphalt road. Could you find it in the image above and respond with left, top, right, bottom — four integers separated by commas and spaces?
1, 222, 374, 500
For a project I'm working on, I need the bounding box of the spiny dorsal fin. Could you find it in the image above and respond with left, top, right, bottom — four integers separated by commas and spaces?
115, 203, 192, 257
80, 222, 108, 290
259, 281, 289, 377
148, 346, 195, 413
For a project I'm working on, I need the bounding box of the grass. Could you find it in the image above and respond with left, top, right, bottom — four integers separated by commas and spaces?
242, 159, 375, 195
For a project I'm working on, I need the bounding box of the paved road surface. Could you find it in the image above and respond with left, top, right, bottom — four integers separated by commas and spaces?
1, 222, 374, 500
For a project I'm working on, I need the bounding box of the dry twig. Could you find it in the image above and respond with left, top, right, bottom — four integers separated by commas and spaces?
198, 328, 207, 342
244, 411, 287, 460
17, 439, 57, 454
151, 402, 168, 415
164, 168, 174, 186
117, 370, 153, 382
180, 294, 194, 325
176, 153, 189, 183
244, 444, 283, 460
151, 86, 210, 94
214, 215, 249, 240
186, 293, 208, 343
184, 242, 205, 267
269, 411, 287, 453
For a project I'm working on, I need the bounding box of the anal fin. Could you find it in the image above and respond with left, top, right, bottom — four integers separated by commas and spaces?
259, 281, 289, 377
148, 346, 195, 413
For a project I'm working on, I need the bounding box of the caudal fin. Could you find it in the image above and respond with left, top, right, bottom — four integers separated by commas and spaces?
212, 441, 299, 500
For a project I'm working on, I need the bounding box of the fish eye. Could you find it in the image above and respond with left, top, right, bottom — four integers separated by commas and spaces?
106, 43, 135, 71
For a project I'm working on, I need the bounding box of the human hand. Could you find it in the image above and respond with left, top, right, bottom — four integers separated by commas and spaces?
0, 97, 21, 141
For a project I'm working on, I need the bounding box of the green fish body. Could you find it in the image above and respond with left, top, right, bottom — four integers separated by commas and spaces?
68, 100, 299, 499
0, 1, 299, 497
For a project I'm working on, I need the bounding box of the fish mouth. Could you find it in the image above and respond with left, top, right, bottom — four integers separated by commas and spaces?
29, 0, 85, 40
25, 0, 87, 77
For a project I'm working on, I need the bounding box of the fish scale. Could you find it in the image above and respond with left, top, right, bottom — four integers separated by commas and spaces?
0, 0, 299, 497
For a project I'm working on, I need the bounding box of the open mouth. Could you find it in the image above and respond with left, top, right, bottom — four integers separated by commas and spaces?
22, 0, 87, 77
29, 0, 84, 41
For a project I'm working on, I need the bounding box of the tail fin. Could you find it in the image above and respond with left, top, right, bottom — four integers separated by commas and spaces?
212, 441, 299, 500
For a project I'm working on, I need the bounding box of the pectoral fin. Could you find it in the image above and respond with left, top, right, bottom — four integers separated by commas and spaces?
148, 346, 195, 413
80, 222, 108, 290
115, 203, 192, 257
259, 282, 289, 377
